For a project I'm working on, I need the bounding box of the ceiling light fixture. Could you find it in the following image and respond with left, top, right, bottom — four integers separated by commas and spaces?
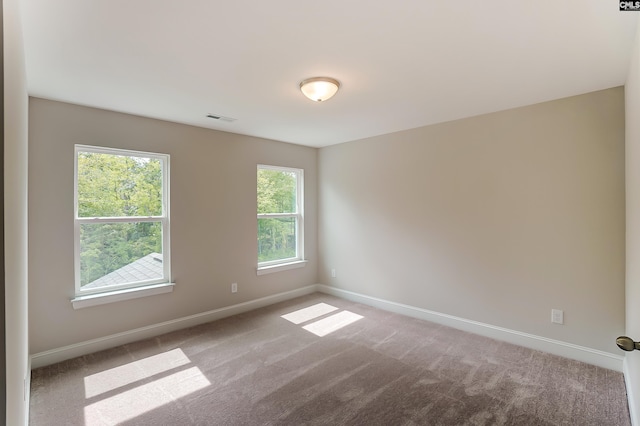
299, 77, 340, 102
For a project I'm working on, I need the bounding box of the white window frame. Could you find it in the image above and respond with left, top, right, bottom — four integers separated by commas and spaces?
257, 165, 305, 274
73, 145, 172, 302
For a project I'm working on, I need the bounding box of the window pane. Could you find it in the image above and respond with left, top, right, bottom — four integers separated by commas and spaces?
77, 151, 162, 217
80, 222, 163, 288
257, 168, 297, 214
258, 217, 297, 262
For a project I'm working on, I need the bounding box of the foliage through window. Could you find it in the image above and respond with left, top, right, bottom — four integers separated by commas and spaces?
74, 145, 170, 295
257, 165, 304, 267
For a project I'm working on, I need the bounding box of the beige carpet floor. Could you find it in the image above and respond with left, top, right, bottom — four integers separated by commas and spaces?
30, 293, 631, 425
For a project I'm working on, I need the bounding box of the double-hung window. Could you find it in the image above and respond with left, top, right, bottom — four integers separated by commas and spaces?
73, 145, 171, 304
257, 165, 305, 274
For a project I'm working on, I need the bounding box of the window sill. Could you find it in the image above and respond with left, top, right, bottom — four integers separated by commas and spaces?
71, 282, 175, 309
257, 260, 307, 276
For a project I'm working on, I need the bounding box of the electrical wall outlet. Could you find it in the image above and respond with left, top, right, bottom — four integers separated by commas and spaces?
551, 309, 564, 324
331, 268, 336, 278
231, 282, 238, 293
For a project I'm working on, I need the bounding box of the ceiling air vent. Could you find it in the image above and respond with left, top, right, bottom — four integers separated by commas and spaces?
206, 113, 237, 123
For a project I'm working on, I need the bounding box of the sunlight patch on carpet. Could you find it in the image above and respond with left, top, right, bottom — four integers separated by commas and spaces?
84, 366, 210, 425
281, 302, 339, 324
303, 310, 364, 337
83, 348, 191, 398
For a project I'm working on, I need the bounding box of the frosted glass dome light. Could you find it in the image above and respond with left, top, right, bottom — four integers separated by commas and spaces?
299, 77, 340, 102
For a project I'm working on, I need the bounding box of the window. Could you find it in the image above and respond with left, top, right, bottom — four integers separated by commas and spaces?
74, 145, 171, 300
257, 165, 304, 273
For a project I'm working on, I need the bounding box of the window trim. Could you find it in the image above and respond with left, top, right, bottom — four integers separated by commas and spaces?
257, 164, 304, 272
256, 260, 308, 276
71, 282, 174, 310
73, 145, 172, 298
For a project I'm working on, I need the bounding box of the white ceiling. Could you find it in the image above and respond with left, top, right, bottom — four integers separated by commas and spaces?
20, 1, 638, 148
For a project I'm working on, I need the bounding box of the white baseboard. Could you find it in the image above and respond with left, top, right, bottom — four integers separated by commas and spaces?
624, 357, 639, 426
316, 285, 624, 372
31, 283, 625, 373
30, 285, 318, 369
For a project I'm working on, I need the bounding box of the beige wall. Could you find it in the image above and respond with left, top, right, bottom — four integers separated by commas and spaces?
318, 88, 625, 354
625, 15, 640, 424
27, 83, 628, 394
28, 98, 317, 354
4, 0, 30, 424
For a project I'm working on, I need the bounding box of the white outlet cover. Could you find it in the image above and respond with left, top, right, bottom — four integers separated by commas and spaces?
551, 309, 564, 324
